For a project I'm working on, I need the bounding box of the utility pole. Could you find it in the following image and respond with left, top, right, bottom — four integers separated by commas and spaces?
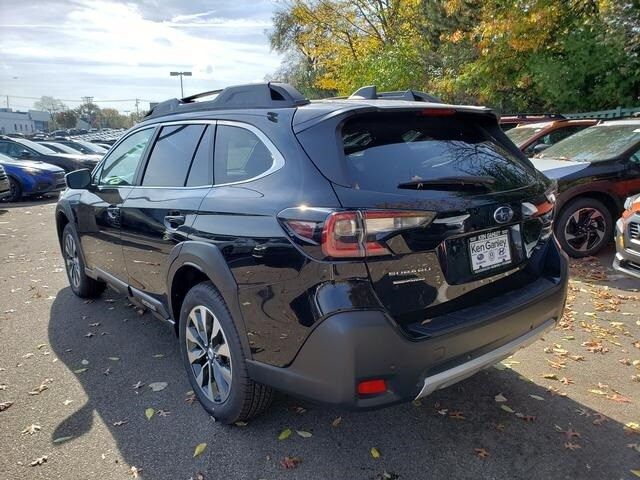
170, 71, 192, 98
134, 98, 140, 116
5, 95, 8, 109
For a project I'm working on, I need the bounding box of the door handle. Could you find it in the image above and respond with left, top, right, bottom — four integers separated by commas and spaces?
164, 214, 186, 228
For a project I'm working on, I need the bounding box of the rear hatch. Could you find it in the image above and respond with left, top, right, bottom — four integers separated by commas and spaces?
295, 107, 555, 328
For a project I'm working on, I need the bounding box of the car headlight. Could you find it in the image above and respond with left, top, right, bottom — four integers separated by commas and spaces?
624, 194, 640, 211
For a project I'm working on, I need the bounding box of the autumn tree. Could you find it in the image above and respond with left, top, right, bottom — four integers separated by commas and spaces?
54, 110, 77, 129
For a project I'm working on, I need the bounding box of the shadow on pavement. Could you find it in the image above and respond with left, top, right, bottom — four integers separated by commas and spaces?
48, 287, 637, 479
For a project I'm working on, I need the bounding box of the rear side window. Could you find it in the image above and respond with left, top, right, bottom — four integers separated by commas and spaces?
214, 125, 274, 184
341, 112, 537, 192
186, 125, 214, 187
143, 124, 206, 187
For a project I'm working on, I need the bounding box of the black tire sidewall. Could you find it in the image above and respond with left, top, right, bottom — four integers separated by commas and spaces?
556, 198, 613, 258
178, 282, 248, 423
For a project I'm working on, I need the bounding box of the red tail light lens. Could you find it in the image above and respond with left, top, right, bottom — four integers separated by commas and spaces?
321, 210, 433, 259
322, 212, 364, 258
357, 379, 387, 395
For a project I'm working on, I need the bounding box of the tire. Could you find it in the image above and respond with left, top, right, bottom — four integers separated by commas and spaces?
555, 197, 613, 258
3, 177, 22, 202
62, 223, 106, 298
179, 281, 274, 424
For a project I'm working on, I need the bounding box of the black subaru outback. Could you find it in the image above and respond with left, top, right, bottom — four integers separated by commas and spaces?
55, 83, 568, 423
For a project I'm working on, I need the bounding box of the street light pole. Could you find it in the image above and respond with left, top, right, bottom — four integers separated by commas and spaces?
170, 71, 192, 98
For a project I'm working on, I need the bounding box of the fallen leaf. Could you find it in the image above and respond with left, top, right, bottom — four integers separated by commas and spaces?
588, 389, 608, 396
560, 377, 574, 385
193, 443, 207, 458
474, 447, 490, 459
145, 408, 154, 420
564, 442, 581, 451
500, 405, 515, 414
73, 368, 88, 374
108, 357, 120, 361
0, 401, 14, 412
30, 455, 48, 466
152, 354, 165, 358
448, 410, 465, 420
234, 421, 248, 427
53, 436, 73, 443
129, 466, 141, 478
529, 394, 545, 401
370, 447, 381, 458
280, 456, 301, 469
331, 416, 342, 427
132, 381, 145, 389
562, 428, 581, 440
542, 373, 558, 380
494, 393, 507, 403
113, 420, 128, 426
28, 383, 49, 394
148, 382, 168, 392
624, 422, 640, 435
296, 430, 312, 438
21, 424, 41, 435
592, 413, 608, 425
608, 394, 632, 404
194, 473, 205, 480
157, 409, 171, 417
278, 428, 292, 440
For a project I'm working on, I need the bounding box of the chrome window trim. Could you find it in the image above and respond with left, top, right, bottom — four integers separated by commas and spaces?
107, 119, 284, 189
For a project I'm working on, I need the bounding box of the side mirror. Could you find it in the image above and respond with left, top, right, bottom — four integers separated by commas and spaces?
19, 150, 31, 158
65, 169, 92, 190
533, 143, 551, 154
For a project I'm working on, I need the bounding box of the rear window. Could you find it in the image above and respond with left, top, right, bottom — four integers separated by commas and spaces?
341, 113, 537, 192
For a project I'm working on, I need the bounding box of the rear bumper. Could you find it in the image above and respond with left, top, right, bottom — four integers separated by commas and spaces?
248, 240, 568, 409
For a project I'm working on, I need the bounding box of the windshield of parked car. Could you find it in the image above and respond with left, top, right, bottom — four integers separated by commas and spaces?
505, 126, 542, 146
15, 138, 57, 155
46, 142, 82, 154
537, 123, 640, 162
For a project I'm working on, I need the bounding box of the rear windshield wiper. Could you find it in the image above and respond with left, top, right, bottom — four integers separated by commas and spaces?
397, 176, 496, 191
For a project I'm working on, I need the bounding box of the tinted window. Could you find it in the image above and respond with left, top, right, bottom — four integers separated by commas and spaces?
142, 124, 205, 187
0, 141, 32, 158
186, 125, 213, 186
341, 113, 538, 193
99, 128, 153, 186
214, 125, 274, 184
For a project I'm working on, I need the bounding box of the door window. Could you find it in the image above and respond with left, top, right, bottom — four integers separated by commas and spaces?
214, 125, 274, 184
99, 128, 153, 186
142, 124, 206, 187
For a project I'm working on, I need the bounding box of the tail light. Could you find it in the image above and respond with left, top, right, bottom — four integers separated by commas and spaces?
280, 208, 434, 260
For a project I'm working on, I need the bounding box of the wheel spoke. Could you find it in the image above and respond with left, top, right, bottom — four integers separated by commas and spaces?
214, 341, 230, 359
210, 316, 221, 345
185, 324, 206, 350
187, 345, 206, 364
212, 360, 231, 400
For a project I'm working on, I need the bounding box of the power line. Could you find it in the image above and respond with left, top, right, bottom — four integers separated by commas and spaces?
0, 94, 154, 103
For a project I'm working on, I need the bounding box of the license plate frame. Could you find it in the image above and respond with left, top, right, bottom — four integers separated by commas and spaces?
468, 229, 512, 273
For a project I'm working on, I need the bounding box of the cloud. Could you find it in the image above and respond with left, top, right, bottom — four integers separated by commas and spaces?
0, 0, 281, 112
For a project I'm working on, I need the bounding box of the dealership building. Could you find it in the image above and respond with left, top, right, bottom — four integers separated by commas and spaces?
0, 108, 51, 134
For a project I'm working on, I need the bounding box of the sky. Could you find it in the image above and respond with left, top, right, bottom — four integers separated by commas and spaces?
0, 0, 283, 113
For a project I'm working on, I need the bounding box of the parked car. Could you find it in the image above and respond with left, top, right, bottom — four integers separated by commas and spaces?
38, 141, 84, 154
0, 136, 98, 173
54, 139, 107, 155
0, 152, 66, 202
613, 194, 640, 279
56, 82, 568, 423
0, 164, 10, 201
506, 119, 597, 156
530, 119, 640, 257
500, 113, 566, 131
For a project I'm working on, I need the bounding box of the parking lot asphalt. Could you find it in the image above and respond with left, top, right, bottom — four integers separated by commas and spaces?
1, 198, 639, 480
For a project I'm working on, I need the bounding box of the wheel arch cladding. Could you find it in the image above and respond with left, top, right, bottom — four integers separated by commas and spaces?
167, 241, 252, 358
55, 209, 70, 247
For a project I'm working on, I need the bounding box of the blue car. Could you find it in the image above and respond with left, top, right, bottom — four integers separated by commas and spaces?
0, 153, 66, 202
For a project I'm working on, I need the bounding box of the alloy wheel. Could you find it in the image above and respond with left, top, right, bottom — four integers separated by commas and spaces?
185, 305, 232, 403
64, 233, 81, 289
563, 207, 606, 253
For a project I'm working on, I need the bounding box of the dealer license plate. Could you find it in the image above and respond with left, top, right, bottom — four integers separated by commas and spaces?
468, 229, 512, 273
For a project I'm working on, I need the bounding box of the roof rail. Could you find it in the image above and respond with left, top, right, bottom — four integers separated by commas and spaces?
145, 82, 309, 119
501, 113, 566, 120
347, 85, 441, 103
